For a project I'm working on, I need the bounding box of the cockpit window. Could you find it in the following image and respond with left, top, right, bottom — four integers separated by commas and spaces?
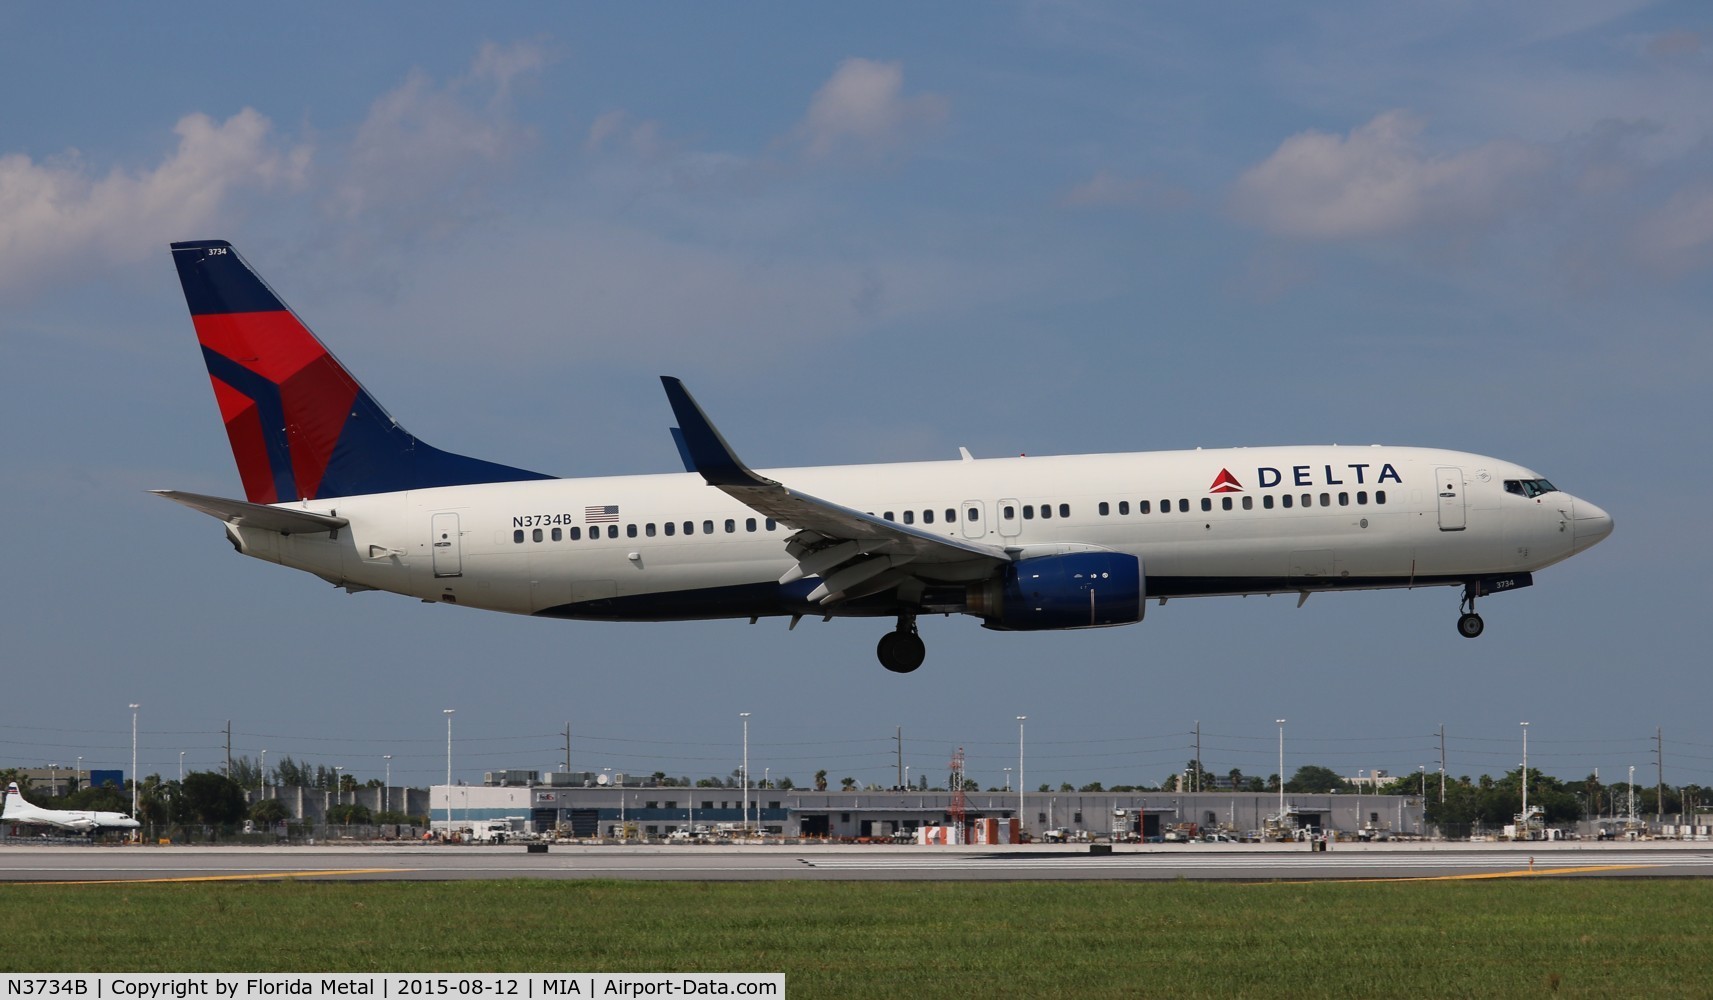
1504, 478, 1557, 498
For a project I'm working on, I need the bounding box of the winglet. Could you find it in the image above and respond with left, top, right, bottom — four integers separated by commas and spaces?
659, 377, 776, 488
668, 427, 697, 473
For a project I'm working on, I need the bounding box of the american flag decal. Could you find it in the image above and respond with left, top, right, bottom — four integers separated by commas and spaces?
584, 504, 620, 523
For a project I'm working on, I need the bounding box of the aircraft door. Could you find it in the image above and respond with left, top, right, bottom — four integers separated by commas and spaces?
997, 498, 1022, 538
431, 512, 463, 577
961, 501, 987, 539
1435, 467, 1466, 531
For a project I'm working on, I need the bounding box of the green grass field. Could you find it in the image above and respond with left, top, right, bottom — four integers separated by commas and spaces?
3, 879, 1710, 997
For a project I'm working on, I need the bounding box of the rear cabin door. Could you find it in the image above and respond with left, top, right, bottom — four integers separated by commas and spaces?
1435, 467, 1466, 531
431, 512, 463, 577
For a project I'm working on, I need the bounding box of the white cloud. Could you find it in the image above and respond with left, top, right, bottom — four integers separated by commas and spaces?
1631, 184, 1713, 274
331, 45, 546, 221
787, 58, 948, 161
1059, 170, 1192, 211
1228, 110, 1550, 240
0, 108, 308, 302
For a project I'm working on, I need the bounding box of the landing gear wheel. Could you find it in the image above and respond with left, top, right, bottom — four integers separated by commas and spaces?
1457, 612, 1485, 638
877, 619, 926, 673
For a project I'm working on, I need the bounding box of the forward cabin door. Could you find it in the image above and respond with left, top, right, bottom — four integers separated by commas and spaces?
1435, 468, 1466, 531
431, 512, 463, 577
961, 501, 988, 539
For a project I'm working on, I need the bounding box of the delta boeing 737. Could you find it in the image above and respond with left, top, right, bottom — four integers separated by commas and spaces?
157, 240, 1613, 672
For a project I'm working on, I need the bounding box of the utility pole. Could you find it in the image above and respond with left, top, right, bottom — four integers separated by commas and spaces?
1194, 721, 1202, 793
895, 726, 903, 790
564, 722, 571, 774
225, 720, 233, 778
1657, 727, 1664, 825
1438, 724, 1446, 804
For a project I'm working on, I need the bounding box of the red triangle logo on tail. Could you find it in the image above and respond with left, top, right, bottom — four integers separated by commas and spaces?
1209, 468, 1243, 493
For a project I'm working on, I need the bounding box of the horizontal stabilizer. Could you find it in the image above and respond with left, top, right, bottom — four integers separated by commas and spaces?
151, 490, 348, 535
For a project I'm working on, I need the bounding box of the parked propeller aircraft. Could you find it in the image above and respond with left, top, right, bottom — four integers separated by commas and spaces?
157, 240, 1613, 672
2, 782, 140, 833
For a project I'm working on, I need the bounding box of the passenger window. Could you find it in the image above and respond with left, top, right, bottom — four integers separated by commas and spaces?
1242, 496, 1253, 510
513, 529, 524, 544
884, 512, 895, 521
571, 527, 582, 540
532, 528, 543, 542
1301, 494, 1312, 508
1139, 500, 1150, 514
923, 510, 935, 525
1281, 495, 1292, 509
1339, 492, 1349, 506
664, 522, 675, 537
746, 518, 757, 532
766, 518, 778, 530
608, 525, 619, 538
683, 522, 694, 535
552, 527, 563, 541
1099, 502, 1110, 516
1178, 499, 1189, 513
1118, 501, 1129, 515
703, 520, 714, 534
1221, 497, 1232, 511
1376, 491, 1387, 505
646, 523, 657, 537
725, 519, 735, 533
1320, 493, 1330, 507
1201, 498, 1212, 512
905, 510, 917, 524
1356, 491, 1367, 505
1023, 505, 1034, 520
1263, 495, 1274, 509
1040, 505, 1052, 520
625, 524, 636, 538
1059, 504, 1070, 518
966, 507, 978, 522
945, 509, 956, 523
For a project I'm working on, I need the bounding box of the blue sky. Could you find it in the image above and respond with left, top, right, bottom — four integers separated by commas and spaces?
3, 2, 1709, 796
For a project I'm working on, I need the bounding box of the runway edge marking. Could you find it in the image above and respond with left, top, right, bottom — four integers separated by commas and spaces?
15, 868, 412, 885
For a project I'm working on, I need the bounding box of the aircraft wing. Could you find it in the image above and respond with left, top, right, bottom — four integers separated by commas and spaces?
152, 490, 349, 536
661, 377, 1009, 604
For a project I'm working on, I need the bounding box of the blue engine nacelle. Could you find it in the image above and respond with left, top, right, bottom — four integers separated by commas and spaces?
968, 552, 1143, 631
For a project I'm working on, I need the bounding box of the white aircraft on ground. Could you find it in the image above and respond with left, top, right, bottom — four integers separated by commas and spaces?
156, 240, 1613, 672
2, 782, 140, 832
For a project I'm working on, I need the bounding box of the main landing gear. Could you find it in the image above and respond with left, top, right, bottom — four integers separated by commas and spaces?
1457, 584, 1485, 639
877, 614, 926, 673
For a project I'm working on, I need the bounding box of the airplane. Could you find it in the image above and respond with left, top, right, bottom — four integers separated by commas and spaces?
157, 239, 1613, 673
2, 782, 140, 833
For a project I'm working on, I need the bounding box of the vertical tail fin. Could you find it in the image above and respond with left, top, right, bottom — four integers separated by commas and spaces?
170, 240, 552, 502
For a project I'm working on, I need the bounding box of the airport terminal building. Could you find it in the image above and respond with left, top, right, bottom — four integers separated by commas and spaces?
427, 778, 1428, 841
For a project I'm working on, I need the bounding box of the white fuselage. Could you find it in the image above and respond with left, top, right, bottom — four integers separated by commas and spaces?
224, 444, 1607, 623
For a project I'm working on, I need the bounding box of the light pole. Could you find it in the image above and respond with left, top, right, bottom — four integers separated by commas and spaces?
49, 764, 58, 798
1004, 767, 1012, 792
129, 703, 140, 820
1017, 716, 1027, 834
178, 751, 184, 785
443, 709, 455, 829
1276, 719, 1287, 822
740, 712, 751, 835
76, 756, 82, 793
260, 749, 268, 797
383, 755, 392, 813
1520, 722, 1530, 833
335, 766, 345, 808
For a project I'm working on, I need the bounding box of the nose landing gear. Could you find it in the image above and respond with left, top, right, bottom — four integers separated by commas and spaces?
877, 614, 926, 673
1457, 584, 1485, 638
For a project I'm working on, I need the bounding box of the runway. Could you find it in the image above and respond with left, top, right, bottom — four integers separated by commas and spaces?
4, 842, 1711, 883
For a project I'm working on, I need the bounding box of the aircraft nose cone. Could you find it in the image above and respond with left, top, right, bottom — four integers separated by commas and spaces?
1573, 499, 1614, 552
